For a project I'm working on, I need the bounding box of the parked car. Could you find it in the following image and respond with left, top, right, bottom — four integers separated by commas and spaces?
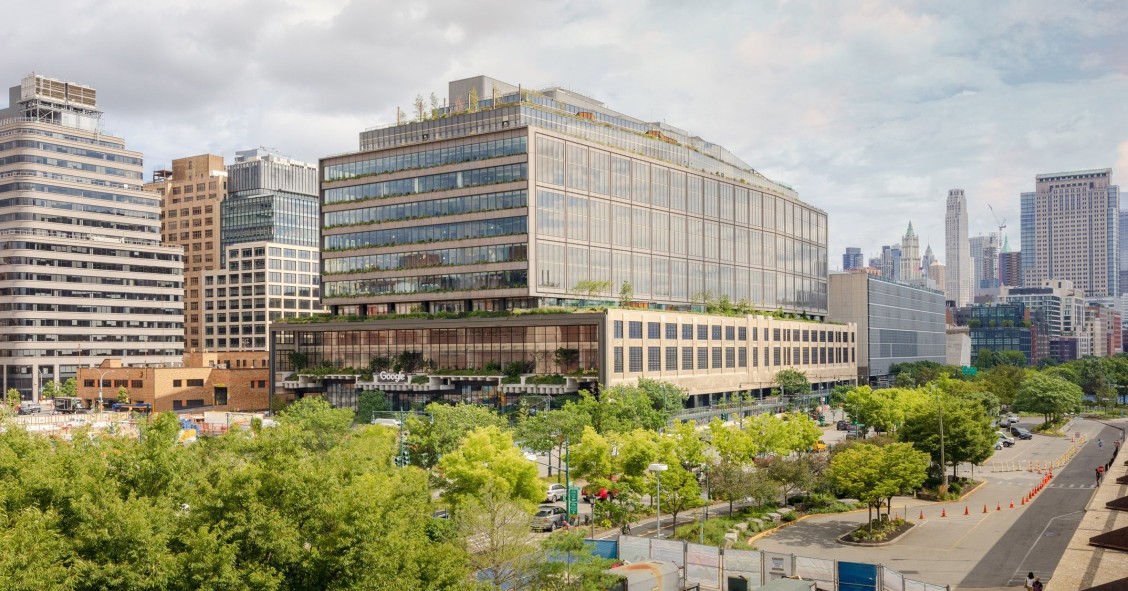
836, 420, 849, 431
1005, 414, 1020, 425
545, 483, 567, 503
531, 505, 568, 532
1011, 427, 1033, 440
16, 402, 41, 415
845, 425, 861, 439
996, 432, 1015, 446
431, 509, 450, 519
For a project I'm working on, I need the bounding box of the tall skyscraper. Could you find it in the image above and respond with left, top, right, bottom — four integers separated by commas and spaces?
842, 247, 863, 271
899, 222, 921, 281
1023, 169, 1119, 297
945, 189, 972, 307
146, 155, 228, 352
1119, 210, 1128, 295
969, 233, 1000, 295
0, 74, 185, 398
1020, 192, 1035, 287
921, 244, 936, 279
880, 245, 901, 281
200, 148, 324, 352
999, 236, 1022, 287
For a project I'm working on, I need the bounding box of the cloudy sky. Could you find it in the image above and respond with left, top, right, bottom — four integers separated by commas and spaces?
5, 0, 1127, 265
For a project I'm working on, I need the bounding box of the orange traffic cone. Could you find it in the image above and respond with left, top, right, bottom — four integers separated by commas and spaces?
941, 508, 947, 518
964, 506, 970, 515
983, 504, 988, 513
919, 510, 924, 520
997, 503, 1002, 511
1021, 496, 1025, 506
1009, 500, 1014, 509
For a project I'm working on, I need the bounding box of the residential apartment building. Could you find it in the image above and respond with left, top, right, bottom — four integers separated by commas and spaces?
945, 189, 973, 307
999, 279, 1088, 360
146, 155, 227, 351
954, 303, 1039, 365
828, 272, 947, 384
199, 148, 324, 352
970, 233, 1000, 295
1022, 169, 1119, 297
201, 242, 322, 351
275, 75, 847, 409
999, 237, 1021, 287
0, 74, 184, 399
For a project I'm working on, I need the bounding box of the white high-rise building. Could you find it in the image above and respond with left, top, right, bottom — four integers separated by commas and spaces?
899, 222, 921, 281
945, 189, 972, 306
0, 74, 185, 399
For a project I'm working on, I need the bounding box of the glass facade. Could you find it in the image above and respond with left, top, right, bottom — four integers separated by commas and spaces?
221, 191, 319, 249
324, 136, 527, 181
273, 322, 600, 374
325, 270, 527, 298
324, 190, 526, 228
324, 216, 527, 251
324, 163, 527, 205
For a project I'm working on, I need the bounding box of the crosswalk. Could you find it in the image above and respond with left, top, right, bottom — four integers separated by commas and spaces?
1046, 483, 1096, 489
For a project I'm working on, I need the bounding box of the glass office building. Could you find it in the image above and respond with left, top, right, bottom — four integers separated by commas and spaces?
320, 76, 829, 317
222, 149, 319, 252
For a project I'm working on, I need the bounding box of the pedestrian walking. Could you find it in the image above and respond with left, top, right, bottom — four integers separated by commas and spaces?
1025, 572, 1035, 590
1098, 438, 1103, 449
1032, 577, 1043, 591
1097, 465, 1105, 484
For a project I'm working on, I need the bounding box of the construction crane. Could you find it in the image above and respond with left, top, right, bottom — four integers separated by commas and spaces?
988, 204, 1007, 242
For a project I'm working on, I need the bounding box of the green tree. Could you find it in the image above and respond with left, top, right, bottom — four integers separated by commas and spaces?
455, 485, 538, 591
638, 378, 687, 419
116, 386, 129, 404
763, 454, 826, 506
618, 281, 634, 307
572, 279, 612, 301
2, 388, 20, 414
1014, 373, 1083, 423
514, 404, 589, 477
974, 349, 998, 370
437, 426, 542, 508
41, 380, 61, 399
774, 369, 810, 403
995, 350, 1027, 367
61, 378, 77, 398
406, 402, 506, 469
830, 442, 928, 528
278, 396, 354, 452
978, 364, 1027, 408
355, 389, 391, 424
530, 530, 618, 591
899, 393, 996, 478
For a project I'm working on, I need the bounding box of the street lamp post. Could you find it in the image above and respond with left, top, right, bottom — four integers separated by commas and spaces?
699, 464, 710, 544
96, 368, 115, 412
649, 463, 668, 538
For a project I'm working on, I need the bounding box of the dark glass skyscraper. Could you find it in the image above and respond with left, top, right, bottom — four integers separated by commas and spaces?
221, 148, 319, 253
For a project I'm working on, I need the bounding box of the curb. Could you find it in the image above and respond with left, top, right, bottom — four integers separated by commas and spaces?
836, 521, 917, 547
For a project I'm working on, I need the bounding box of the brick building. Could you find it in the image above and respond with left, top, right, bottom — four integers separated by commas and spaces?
77, 351, 269, 412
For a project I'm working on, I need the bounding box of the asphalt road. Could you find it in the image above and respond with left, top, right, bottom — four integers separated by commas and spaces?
960, 420, 1125, 588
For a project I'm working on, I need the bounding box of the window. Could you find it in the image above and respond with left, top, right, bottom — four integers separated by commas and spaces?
712, 326, 722, 340
697, 325, 708, 340
725, 326, 735, 341
666, 323, 677, 340
682, 347, 694, 370
726, 347, 735, 368
773, 347, 781, 366
614, 320, 623, 339
187, 379, 204, 387
738, 348, 747, 368
628, 321, 643, 339
665, 347, 678, 371
647, 322, 661, 339
614, 347, 623, 372
629, 347, 643, 372
172, 379, 182, 387
752, 348, 759, 367
712, 347, 722, 368
648, 347, 661, 371
682, 323, 693, 340
698, 347, 709, 369
738, 327, 747, 340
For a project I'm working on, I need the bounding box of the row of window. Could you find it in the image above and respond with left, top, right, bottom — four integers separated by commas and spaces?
325, 216, 527, 251
324, 163, 527, 205
203, 297, 318, 311
323, 243, 528, 275
0, 287, 180, 301
0, 155, 142, 180
0, 347, 183, 358
0, 272, 180, 289
0, 181, 159, 209
612, 345, 854, 373
324, 136, 527, 181
0, 138, 142, 166
2, 126, 125, 150
612, 320, 852, 343
536, 241, 829, 310
533, 136, 827, 244
1, 211, 158, 234
0, 241, 181, 262
324, 270, 528, 297
535, 191, 826, 275
325, 189, 527, 228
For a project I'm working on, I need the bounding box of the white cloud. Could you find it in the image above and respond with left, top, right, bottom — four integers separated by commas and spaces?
3, 0, 1127, 266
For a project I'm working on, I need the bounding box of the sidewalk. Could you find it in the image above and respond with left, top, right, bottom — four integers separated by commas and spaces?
1046, 421, 1128, 591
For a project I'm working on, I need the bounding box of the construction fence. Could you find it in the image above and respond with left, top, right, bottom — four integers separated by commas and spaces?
608, 535, 949, 591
